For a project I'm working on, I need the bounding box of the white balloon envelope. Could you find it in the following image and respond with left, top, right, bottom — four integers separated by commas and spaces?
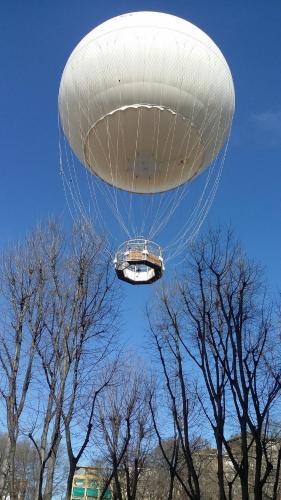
58, 12, 235, 283
59, 11, 234, 194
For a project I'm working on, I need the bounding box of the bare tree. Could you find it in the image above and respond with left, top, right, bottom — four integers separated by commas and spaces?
141, 435, 212, 500
150, 228, 281, 500
0, 434, 39, 499
146, 405, 182, 500
0, 220, 120, 500
64, 363, 119, 500
148, 301, 206, 500
121, 373, 154, 500
0, 235, 47, 500
96, 360, 154, 500
25, 221, 120, 500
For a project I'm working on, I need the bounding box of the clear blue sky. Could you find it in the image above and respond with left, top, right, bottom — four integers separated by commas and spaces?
1, 0, 281, 347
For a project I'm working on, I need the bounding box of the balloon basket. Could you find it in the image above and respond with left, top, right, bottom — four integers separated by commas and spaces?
114, 238, 164, 285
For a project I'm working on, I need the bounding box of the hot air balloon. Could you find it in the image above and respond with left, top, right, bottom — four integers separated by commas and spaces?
58, 11, 235, 284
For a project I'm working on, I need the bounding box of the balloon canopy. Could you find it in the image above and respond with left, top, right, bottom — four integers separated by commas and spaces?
59, 11, 234, 194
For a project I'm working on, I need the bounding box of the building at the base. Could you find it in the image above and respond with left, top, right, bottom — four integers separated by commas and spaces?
71, 466, 112, 500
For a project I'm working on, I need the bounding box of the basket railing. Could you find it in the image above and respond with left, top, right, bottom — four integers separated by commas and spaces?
115, 238, 162, 265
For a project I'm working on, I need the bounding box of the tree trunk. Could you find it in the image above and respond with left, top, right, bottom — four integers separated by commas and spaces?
65, 456, 76, 500
43, 436, 61, 500
0, 445, 10, 497
216, 432, 227, 500
253, 439, 263, 500
240, 417, 249, 500
8, 433, 17, 500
